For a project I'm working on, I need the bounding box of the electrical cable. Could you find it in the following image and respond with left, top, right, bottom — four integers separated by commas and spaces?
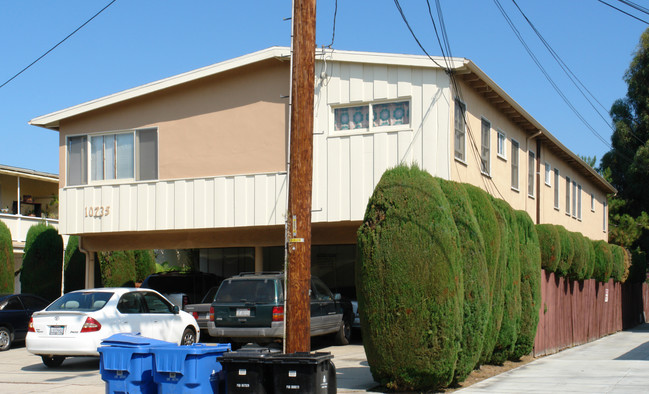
616, 0, 649, 16
393, 0, 446, 69
598, 0, 649, 24
326, 0, 338, 48
0, 0, 118, 90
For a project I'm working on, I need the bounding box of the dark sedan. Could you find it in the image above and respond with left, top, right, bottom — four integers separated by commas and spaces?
0, 294, 50, 350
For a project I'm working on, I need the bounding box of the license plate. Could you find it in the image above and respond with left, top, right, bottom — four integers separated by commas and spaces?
236, 308, 251, 317
49, 326, 65, 335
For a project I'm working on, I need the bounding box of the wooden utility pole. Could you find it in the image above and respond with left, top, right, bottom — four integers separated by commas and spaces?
285, 0, 316, 354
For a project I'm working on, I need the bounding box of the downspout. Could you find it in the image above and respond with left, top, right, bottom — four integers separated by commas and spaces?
526, 131, 542, 223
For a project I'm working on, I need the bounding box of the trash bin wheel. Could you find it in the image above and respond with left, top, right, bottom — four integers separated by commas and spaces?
41, 355, 65, 368
180, 327, 197, 345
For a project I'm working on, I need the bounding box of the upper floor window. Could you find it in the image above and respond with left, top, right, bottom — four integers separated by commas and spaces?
544, 162, 551, 186
577, 184, 582, 220
591, 193, 595, 212
67, 128, 158, 187
603, 200, 608, 232
565, 176, 571, 216
528, 150, 535, 197
481, 118, 491, 175
333, 100, 409, 132
553, 168, 560, 210
572, 180, 577, 218
497, 130, 506, 160
454, 99, 466, 162
511, 139, 519, 190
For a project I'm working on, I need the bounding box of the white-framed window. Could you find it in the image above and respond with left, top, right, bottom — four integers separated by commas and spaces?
454, 99, 467, 162
528, 150, 535, 197
591, 193, 595, 212
572, 180, 577, 218
544, 162, 551, 186
497, 130, 506, 160
603, 200, 608, 232
554, 168, 560, 210
481, 118, 491, 175
565, 176, 571, 216
577, 184, 582, 220
511, 139, 519, 191
333, 100, 410, 133
66, 128, 158, 187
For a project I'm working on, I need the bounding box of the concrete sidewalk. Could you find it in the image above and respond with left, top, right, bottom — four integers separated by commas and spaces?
458, 324, 649, 393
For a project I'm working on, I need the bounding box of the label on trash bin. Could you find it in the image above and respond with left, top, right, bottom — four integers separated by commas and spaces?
288, 370, 297, 377
238, 368, 247, 376
321, 373, 328, 389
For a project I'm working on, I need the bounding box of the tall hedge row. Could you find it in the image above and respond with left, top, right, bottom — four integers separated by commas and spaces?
536, 224, 561, 272
20, 224, 63, 301
0, 221, 14, 293
357, 166, 463, 390
438, 179, 489, 383
555, 226, 574, 277
593, 240, 614, 283
98, 251, 137, 287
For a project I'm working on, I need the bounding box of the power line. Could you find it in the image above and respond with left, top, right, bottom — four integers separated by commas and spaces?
393, 0, 446, 69
0, 0, 118, 90
616, 0, 649, 16
598, 0, 649, 24
326, 0, 338, 48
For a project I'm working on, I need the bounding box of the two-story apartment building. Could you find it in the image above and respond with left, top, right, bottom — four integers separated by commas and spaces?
0, 165, 59, 291
29, 47, 614, 292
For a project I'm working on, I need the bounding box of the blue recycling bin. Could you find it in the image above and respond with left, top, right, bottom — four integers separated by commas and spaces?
150, 342, 231, 393
98, 333, 175, 394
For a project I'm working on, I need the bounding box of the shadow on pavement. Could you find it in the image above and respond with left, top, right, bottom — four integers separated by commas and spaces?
21, 356, 100, 372
614, 340, 649, 360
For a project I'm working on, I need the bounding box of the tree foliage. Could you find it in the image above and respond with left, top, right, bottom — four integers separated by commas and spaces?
20, 224, 63, 301
64, 236, 86, 293
0, 221, 14, 293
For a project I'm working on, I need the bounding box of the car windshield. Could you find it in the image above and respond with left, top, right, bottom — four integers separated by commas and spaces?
47, 292, 113, 312
215, 279, 278, 303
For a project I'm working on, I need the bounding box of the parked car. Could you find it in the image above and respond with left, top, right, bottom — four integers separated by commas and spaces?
184, 286, 218, 336
0, 294, 50, 351
141, 271, 223, 309
208, 272, 353, 346
26, 288, 199, 368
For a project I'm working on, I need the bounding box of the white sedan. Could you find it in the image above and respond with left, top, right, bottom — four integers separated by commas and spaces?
26, 288, 199, 367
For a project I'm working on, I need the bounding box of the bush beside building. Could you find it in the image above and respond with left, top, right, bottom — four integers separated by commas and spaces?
0, 221, 13, 294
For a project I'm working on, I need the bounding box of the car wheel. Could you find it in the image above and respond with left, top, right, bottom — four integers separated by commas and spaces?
0, 327, 12, 351
181, 327, 196, 345
334, 317, 352, 346
41, 355, 65, 368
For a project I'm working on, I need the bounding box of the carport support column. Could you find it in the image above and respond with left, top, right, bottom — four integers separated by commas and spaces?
85, 253, 95, 289
255, 246, 263, 273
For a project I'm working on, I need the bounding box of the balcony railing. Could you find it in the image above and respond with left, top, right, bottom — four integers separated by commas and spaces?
0, 213, 59, 243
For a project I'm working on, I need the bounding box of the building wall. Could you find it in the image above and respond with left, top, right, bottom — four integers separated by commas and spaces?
312, 59, 452, 224
450, 79, 608, 241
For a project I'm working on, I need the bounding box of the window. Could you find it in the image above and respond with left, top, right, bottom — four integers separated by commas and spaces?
333, 101, 409, 131
143, 292, 173, 314
481, 118, 491, 175
544, 162, 551, 186
603, 200, 608, 232
591, 193, 595, 212
572, 181, 577, 218
497, 130, 506, 159
554, 168, 560, 210
511, 139, 519, 190
455, 99, 466, 162
66, 128, 158, 186
577, 184, 582, 220
528, 150, 535, 197
565, 176, 571, 215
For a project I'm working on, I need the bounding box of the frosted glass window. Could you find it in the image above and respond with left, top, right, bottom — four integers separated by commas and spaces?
334, 106, 368, 130
372, 101, 409, 127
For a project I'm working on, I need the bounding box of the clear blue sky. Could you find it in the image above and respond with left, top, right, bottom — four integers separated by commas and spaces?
0, 0, 646, 174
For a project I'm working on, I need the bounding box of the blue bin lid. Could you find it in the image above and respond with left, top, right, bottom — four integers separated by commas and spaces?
151, 343, 231, 374
100, 333, 175, 348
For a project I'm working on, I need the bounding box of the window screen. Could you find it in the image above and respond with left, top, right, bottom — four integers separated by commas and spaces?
138, 128, 158, 180
67, 136, 87, 186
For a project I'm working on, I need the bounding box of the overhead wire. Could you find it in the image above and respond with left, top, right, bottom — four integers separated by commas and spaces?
0, 0, 118, 90
326, 0, 338, 49
597, 0, 649, 24
393, 0, 446, 69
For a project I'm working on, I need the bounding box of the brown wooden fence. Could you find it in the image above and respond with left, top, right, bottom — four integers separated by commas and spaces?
533, 270, 648, 357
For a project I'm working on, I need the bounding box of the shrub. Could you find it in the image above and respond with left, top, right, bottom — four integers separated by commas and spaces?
64, 236, 86, 292
593, 241, 614, 283
490, 198, 521, 364
20, 224, 63, 301
463, 184, 504, 365
568, 232, 587, 281
536, 224, 561, 272
98, 250, 136, 287
357, 165, 463, 390
134, 250, 156, 282
584, 239, 596, 279
439, 179, 489, 382
511, 210, 541, 360
609, 245, 626, 282
555, 226, 574, 277
0, 221, 14, 293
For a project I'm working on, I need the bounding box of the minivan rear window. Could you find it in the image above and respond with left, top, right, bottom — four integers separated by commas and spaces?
215, 279, 279, 303
47, 292, 113, 312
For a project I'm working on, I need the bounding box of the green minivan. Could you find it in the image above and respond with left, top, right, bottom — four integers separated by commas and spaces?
207, 272, 353, 346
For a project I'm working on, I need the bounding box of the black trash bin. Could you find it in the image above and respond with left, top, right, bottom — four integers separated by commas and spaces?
217, 345, 280, 393
269, 352, 336, 394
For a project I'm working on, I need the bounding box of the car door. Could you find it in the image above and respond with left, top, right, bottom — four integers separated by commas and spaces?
18, 296, 50, 341
312, 278, 341, 334
0, 296, 28, 341
140, 291, 181, 343
116, 291, 148, 335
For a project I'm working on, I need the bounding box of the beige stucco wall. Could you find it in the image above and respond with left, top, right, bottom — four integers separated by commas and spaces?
58, 58, 290, 188
450, 79, 608, 241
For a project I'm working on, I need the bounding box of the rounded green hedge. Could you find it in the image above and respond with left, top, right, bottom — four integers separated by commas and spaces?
512, 210, 541, 360
568, 232, 587, 281
490, 198, 522, 365
98, 250, 136, 287
439, 179, 489, 382
536, 224, 561, 273
0, 221, 14, 293
609, 244, 626, 282
584, 239, 596, 279
357, 165, 463, 390
64, 236, 86, 293
462, 184, 504, 365
134, 250, 156, 282
555, 226, 574, 277
593, 241, 614, 283
20, 224, 63, 301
